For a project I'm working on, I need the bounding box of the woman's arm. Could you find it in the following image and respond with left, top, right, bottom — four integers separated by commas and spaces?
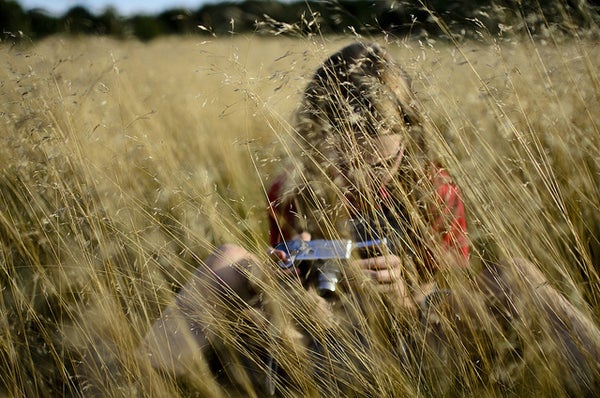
430, 167, 470, 268
267, 172, 300, 246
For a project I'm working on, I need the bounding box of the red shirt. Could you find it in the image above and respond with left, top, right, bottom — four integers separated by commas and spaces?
429, 167, 470, 265
267, 166, 469, 269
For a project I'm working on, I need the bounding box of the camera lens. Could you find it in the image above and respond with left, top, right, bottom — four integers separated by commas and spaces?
316, 261, 340, 298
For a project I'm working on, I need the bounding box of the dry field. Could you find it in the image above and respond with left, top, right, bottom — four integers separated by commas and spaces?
1, 29, 599, 396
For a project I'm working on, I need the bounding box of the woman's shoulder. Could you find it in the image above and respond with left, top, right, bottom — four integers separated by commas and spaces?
267, 169, 299, 205
430, 163, 454, 187
267, 171, 288, 201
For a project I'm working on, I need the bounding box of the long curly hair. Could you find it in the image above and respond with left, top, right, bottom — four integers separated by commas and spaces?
295, 42, 426, 166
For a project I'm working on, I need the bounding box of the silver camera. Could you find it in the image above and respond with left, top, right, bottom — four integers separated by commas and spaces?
274, 238, 387, 297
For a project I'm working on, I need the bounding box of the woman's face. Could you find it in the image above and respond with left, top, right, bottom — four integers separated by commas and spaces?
336, 133, 405, 193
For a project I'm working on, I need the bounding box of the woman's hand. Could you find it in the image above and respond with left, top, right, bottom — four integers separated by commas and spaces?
355, 254, 403, 285
353, 254, 416, 310
267, 232, 311, 277
268, 247, 289, 263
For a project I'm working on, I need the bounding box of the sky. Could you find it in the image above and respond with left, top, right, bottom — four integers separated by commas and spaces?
17, 0, 228, 16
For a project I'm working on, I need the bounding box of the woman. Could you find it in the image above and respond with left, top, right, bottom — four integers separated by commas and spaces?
266, 42, 469, 285
143, 43, 485, 395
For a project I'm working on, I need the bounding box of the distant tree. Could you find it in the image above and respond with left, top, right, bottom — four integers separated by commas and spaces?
128, 15, 167, 41
0, 0, 31, 40
158, 8, 197, 35
97, 6, 126, 38
28, 9, 60, 39
63, 6, 99, 35
196, 2, 248, 34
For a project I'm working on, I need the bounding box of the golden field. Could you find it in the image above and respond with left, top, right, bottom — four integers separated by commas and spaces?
1, 31, 599, 396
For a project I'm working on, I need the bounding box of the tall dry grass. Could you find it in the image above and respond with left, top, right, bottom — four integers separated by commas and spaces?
1, 23, 599, 398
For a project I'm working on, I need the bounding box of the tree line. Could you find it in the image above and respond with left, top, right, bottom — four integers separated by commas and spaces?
1, 0, 598, 43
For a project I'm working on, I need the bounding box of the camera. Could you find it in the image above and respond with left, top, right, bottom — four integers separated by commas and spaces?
274, 238, 387, 297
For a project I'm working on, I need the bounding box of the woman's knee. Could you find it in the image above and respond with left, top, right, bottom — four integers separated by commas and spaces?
207, 244, 252, 270
476, 257, 547, 297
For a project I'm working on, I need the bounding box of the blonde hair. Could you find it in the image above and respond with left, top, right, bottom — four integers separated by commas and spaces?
295, 42, 426, 172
